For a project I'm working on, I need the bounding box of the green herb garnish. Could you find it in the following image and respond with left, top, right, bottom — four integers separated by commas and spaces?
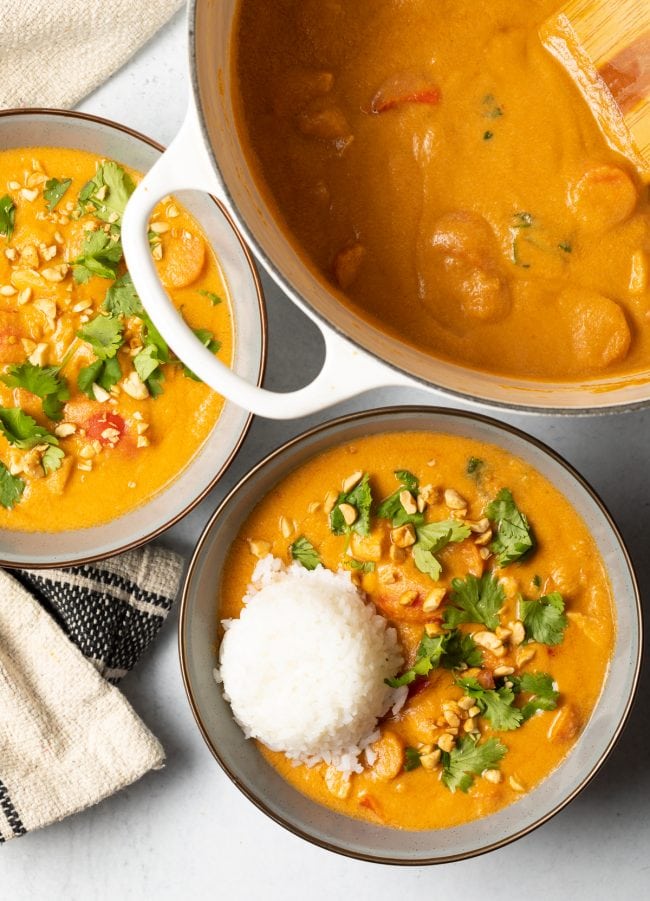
485, 488, 534, 566
521, 591, 567, 646
182, 329, 222, 381
511, 672, 559, 721
0, 195, 15, 240
71, 229, 123, 283
78, 161, 135, 225
457, 676, 524, 731
345, 559, 376, 573
558, 241, 572, 254
1, 361, 69, 421
198, 289, 223, 306
0, 407, 59, 450
376, 470, 423, 527
44, 177, 72, 211
443, 573, 504, 630
466, 457, 484, 478
104, 272, 143, 316
483, 130, 494, 141
441, 737, 507, 793
77, 314, 124, 359
77, 357, 122, 398
385, 628, 481, 687
412, 519, 471, 581
290, 536, 321, 571
404, 748, 423, 772
329, 472, 373, 537
0, 407, 63, 475
0, 462, 25, 509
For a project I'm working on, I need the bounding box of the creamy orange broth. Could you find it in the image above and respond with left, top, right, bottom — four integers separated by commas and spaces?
219, 432, 615, 830
234, 0, 650, 381
0, 147, 232, 530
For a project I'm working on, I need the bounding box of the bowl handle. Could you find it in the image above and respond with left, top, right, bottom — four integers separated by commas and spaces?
121, 104, 418, 419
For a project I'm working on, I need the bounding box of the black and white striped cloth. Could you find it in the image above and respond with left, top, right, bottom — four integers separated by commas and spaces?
14, 547, 182, 683
0, 544, 183, 843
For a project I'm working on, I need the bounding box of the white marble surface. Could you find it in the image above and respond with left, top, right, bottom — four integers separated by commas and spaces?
3, 8, 649, 899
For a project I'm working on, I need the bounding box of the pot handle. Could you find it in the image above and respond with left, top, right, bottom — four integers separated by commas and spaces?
121, 105, 416, 419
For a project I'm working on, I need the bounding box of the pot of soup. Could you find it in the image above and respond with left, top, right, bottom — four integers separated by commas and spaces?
122, 0, 650, 416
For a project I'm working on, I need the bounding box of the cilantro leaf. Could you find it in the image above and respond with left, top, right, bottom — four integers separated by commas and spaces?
441, 737, 507, 793
443, 573, 504, 630
467, 457, 484, 478
78, 161, 135, 224
71, 228, 123, 283
521, 591, 567, 646
404, 748, 422, 772
182, 329, 222, 381
511, 672, 559, 721
385, 632, 447, 687
412, 519, 471, 582
385, 628, 480, 687
77, 357, 122, 398
77, 314, 123, 360
329, 472, 373, 537
289, 536, 321, 570
440, 630, 483, 670
0, 461, 24, 508
104, 272, 144, 317
0, 195, 15, 240
457, 677, 524, 731
44, 178, 72, 211
41, 444, 65, 475
376, 470, 423, 527
1, 361, 69, 421
344, 559, 376, 573
0, 407, 58, 449
198, 289, 223, 306
485, 488, 534, 566
133, 345, 160, 382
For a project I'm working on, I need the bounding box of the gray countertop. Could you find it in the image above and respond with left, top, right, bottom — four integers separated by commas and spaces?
3, 10, 648, 899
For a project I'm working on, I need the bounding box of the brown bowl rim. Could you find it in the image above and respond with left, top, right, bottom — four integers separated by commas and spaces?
178, 404, 643, 865
0, 106, 267, 570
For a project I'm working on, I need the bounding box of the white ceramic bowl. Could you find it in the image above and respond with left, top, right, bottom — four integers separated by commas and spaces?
0, 109, 266, 567
179, 407, 642, 864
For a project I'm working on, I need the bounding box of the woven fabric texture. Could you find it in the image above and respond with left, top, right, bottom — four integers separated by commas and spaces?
0, 0, 183, 110
0, 545, 183, 842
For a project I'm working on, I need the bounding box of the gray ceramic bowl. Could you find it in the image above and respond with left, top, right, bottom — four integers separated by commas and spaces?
180, 406, 642, 864
0, 109, 266, 567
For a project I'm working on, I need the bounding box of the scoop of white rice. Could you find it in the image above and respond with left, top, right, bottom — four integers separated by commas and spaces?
217, 556, 405, 774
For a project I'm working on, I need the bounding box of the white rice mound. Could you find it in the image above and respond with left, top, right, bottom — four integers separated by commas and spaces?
217, 556, 406, 774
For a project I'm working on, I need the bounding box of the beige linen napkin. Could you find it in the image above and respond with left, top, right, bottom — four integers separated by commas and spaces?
0, 546, 182, 841
0, 0, 184, 110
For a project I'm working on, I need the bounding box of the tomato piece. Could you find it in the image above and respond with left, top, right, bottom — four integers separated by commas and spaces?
86, 412, 126, 446
371, 73, 441, 114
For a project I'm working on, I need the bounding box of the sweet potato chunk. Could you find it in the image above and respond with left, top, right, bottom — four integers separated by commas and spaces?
419, 211, 511, 330
559, 288, 631, 371
159, 231, 206, 289
333, 242, 365, 289
0, 311, 27, 363
548, 704, 582, 743
298, 97, 352, 144
369, 731, 405, 781
569, 165, 637, 232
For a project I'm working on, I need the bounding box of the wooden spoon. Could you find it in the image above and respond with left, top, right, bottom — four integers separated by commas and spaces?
540, 0, 650, 181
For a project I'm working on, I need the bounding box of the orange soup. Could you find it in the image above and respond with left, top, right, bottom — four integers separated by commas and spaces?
234, 0, 650, 381
0, 147, 233, 530
219, 431, 615, 830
